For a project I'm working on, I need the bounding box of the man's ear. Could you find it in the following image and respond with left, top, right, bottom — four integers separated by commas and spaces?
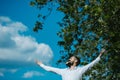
75, 59, 77, 63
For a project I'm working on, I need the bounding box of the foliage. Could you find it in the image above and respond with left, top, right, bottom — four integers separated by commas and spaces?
30, 0, 120, 79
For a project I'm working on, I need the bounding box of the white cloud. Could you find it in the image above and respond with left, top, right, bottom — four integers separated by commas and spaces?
23, 71, 44, 78
0, 72, 4, 77
9, 69, 18, 73
0, 16, 11, 23
0, 16, 53, 64
0, 68, 18, 74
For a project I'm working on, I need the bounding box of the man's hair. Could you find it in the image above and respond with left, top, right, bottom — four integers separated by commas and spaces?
74, 56, 80, 66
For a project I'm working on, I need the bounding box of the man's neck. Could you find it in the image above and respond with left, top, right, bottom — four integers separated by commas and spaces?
69, 64, 77, 70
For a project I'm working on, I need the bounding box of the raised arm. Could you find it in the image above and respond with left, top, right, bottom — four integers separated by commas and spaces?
98, 48, 106, 57
81, 48, 106, 74
36, 60, 62, 75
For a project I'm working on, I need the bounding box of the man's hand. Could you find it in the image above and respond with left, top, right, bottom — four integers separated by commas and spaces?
36, 60, 42, 66
99, 48, 106, 57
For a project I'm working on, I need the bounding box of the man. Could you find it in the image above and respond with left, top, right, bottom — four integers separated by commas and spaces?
36, 49, 105, 80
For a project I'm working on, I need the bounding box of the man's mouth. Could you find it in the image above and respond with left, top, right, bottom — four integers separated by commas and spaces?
66, 60, 73, 67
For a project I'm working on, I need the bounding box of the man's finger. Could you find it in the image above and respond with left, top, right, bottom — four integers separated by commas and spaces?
101, 48, 106, 53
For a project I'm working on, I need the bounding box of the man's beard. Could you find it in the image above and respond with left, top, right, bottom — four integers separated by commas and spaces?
66, 60, 74, 67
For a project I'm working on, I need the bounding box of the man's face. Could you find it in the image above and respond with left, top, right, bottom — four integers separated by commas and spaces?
66, 56, 78, 67
69, 56, 77, 63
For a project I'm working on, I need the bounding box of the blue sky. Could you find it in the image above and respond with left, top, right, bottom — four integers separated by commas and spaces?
0, 0, 64, 80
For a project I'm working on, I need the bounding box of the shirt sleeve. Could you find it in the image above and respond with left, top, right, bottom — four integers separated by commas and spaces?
81, 56, 100, 74
40, 63, 62, 75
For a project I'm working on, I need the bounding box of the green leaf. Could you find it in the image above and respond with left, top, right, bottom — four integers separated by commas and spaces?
30, 1, 36, 6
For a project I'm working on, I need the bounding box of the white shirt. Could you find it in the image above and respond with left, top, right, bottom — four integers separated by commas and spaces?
40, 56, 100, 80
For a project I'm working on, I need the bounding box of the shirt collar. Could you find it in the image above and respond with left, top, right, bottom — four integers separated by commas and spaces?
67, 66, 78, 70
